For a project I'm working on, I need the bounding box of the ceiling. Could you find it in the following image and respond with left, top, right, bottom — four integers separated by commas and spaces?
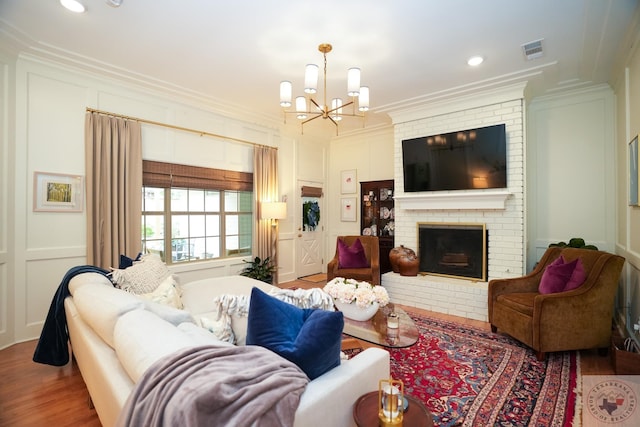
0, 0, 638, 136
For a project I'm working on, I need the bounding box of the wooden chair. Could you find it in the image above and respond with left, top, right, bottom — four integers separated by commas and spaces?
488, 247, 625, 360
327, 236, 381, 285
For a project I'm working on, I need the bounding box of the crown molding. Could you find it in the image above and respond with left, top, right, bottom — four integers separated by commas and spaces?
380, 82, 529, 125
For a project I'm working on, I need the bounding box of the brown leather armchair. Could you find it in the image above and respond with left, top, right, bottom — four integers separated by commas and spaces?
327, 236, 381, 285
488, 247, 624, 360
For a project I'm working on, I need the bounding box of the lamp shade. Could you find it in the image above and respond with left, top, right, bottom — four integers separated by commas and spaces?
358, 86, 370, 111
304, 64, 319, 94
261, 202, 287, 220
280, 81, 292, 107
295, 96, 307, 119
347, 67, 361, 96
331, 98, 343, 121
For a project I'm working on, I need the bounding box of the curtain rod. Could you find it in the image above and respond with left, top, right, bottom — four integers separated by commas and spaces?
85, 107, 275, 149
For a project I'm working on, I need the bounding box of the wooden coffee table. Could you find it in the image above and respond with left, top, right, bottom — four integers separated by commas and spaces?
342, 304, 419, 348
353, 391, 433, 427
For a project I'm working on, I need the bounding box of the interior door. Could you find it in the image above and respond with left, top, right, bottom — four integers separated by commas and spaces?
296, 180, 324, 278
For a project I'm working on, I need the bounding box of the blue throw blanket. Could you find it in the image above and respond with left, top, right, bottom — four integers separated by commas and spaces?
33, 265, 112, 366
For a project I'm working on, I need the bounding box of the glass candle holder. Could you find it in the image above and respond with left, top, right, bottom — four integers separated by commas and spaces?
378, 378, 404, 426
387, 312, 400, 329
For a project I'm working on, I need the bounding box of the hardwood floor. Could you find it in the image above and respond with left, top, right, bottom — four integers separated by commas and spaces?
0, 278, 613, 426
0, 341, 101, 427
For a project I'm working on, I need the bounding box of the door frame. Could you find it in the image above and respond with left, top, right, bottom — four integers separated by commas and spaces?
296, 179, 325, 278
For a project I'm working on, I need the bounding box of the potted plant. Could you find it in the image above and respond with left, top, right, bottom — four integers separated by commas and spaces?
548, 237, 598, 250
240, 256, 276, 284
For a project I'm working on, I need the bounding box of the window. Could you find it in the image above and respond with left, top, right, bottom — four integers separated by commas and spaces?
141, 161, 253, 264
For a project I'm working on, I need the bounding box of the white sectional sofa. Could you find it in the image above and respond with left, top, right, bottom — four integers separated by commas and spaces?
64, 272, 390, 427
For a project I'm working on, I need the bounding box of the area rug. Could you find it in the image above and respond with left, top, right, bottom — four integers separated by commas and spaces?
381, 312, 579, 426
299, 273, 327, 283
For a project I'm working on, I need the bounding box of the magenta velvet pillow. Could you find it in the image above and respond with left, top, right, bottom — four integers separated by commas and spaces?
563, 258, 586, 291
337, 238, 369, 269
539, 256, 577, 294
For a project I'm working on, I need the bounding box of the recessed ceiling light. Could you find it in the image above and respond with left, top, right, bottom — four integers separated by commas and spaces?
60, 0, 86, 13
467, 56, 484, 67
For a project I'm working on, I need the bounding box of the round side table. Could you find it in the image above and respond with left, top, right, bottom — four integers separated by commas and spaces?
353, 391, 433, 427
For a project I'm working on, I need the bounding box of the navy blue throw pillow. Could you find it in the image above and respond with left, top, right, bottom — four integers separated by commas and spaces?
246, 287, 344, 380
119, 252, 142, 269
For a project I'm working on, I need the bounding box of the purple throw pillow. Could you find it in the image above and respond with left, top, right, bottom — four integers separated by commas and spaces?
538, 256, 578, 294
563, 258, 586, 291
337, 238, 369, 269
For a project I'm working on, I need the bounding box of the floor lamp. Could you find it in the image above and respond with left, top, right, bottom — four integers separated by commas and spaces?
260, 201, 287, 285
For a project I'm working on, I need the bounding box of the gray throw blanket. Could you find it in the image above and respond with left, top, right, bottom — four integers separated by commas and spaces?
116, 345, 309, 427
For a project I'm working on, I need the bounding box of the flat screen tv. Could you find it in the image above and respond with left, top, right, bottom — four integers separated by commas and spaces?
402, 123, 507, 192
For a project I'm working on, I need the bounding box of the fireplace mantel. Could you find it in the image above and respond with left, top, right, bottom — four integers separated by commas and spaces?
394, 190, 511, 210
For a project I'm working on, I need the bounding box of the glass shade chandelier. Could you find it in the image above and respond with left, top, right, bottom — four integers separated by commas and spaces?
279, 43, 369, 135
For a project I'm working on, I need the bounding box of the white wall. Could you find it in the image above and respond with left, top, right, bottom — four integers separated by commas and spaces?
527, 86, 616, 268
327, 126, 394, 263
612, 20, 640, 345
0, 54, 313, 347
0, 51, 14, 349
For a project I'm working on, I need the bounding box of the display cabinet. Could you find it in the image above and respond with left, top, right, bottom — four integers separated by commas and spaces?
360, 179, 394, 274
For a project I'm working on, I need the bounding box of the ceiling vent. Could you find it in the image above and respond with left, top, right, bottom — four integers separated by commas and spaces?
522, 39, 544, 60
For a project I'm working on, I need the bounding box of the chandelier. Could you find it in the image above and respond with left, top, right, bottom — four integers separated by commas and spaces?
279, 43, 369, 135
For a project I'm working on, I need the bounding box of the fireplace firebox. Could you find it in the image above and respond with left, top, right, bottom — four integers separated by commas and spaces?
418, 222, 487, 281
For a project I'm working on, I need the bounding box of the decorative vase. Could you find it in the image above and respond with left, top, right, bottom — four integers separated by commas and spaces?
398, 253, 419, 276
389, 245, 416, 273
334, 300, 380, 321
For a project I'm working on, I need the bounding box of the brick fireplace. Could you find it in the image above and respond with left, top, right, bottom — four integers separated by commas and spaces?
381, 84, 526, 322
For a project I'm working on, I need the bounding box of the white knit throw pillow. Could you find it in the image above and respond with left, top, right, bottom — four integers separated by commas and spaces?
112, 253, 170, 294
268, 288, 335, 310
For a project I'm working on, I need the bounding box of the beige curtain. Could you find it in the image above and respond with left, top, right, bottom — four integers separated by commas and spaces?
253, 146, 278, 269
85, 112, 143, 269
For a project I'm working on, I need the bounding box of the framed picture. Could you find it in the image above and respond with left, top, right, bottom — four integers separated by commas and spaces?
341, 169, 357, 194
630, 136, 639, 206
33, 172, 84, 212
341, 197, 357, 222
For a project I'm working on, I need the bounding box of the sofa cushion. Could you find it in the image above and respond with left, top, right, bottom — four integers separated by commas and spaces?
246, 288, 343, 380
141, 299, 194, 326
337, 238, 369, 269
72, 282, 145, 348
180, 275, 275, 316
68, 272, 114, 294
113, 309, 200, 383
137, 274, 183, 309
176, 322, 234, 348
563, 257, 586, 291
539, 256, 578, 294
111, 253, 170, 294
496, 292, 537, 317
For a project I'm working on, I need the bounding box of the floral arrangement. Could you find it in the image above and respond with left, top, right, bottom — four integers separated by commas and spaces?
323, 277, 390, 308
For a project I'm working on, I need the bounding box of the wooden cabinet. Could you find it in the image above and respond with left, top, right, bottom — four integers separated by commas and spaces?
360, 180, 395, 274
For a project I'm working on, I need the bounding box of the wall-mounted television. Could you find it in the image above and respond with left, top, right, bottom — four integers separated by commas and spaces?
402, 123, 507, 192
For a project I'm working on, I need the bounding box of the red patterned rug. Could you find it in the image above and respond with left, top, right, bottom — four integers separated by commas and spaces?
374, 312, 578, 426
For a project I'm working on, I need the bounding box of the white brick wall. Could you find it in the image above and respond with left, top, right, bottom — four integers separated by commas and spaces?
383, 98, 525, 322
383, 272, 489, 321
